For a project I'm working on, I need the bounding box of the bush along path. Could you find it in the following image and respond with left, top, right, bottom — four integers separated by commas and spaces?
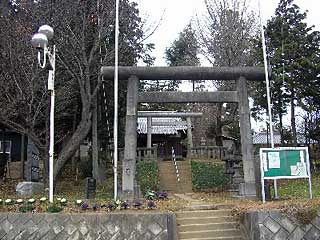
174, 194, 245, 240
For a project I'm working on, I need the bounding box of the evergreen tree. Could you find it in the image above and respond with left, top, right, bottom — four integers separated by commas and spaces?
165, 23, 203, 91
252, 0, 320, 144
165, 23, 200, 66
140, 23, 201, 112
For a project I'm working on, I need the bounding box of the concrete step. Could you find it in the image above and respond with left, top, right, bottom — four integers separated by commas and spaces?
178, 216, 235, 225
159, 172, 192, 177
182, 204, 233, 211
159, 162, 191, 166
160, 183, 192, 189
160, 179, 192, 184
159, 170, 191, 174
159, 172, 191, 177
160, 184, 192, 189
160, 177, 192, 182
178, 222, 238, 232
160, 187, 193, 192
159, 171, 192, 178
176, 210, 232, 218
160, 182, 192, 186
160, 177, 191, 181
179, 229, 242, 239
159, 162, 191, 165
158, 160, 192, 192
158, 165, 191, 172
160, 185, 192, 191
183, 237, 243, 240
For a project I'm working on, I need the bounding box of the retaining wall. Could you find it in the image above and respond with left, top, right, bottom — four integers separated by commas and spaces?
0, 212, 177, 240
242, 210, 320, 240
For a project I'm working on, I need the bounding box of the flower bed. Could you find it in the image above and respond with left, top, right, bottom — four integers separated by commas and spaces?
0, 190, 169, 214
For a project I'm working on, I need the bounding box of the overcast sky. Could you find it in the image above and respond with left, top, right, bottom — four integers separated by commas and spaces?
135, 0, 319, 130
136, 0, 320, 66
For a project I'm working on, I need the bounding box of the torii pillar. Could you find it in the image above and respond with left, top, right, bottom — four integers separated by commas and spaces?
186, 117, 193, 157
147, 117, 152, 149
237, 76, 256, 197
122, 75, 139, 199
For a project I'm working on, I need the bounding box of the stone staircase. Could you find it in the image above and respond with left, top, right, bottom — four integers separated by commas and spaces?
176, 209, 245, 240
158, 160, 193, 193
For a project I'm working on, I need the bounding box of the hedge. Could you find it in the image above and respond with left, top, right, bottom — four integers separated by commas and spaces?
136, 161, 159, 194
191, 161, 229, 191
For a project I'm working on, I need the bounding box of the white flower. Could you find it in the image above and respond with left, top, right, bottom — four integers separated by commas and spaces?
76, 200, 82, 205
40, 197, 47, 202
56, 197, 61, 201
28, 198, 35, 203
16, 199, 24, 204
60, 198, 67, 203
5, 199, 12, 204
0, 199, 3, 203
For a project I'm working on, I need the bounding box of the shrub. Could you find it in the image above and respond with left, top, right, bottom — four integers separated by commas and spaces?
136, 161, 159, 194
47, 204, 63, 213
281, 203, 319, 225
191, 161, 230, 191
19, 205, 34, 213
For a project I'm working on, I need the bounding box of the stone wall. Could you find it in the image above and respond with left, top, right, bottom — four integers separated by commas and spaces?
0, 212, 177, 240
242, 210, 320, 240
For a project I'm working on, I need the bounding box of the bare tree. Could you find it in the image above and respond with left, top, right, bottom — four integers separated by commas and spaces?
198, 0, 257, 66
195, 0, 258, 144
44, 0, 153, 180
0, 6, 50, 176
0, 0, 154, 181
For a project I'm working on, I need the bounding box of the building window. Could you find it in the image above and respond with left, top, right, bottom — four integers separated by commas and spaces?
0, 141, 11, 154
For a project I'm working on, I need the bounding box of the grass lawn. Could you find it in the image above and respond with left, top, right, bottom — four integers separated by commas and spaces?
269, 174, 320, 199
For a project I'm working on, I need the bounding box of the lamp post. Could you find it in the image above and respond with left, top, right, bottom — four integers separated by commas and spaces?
31, 25, 55, 203
114, 0, 120, 200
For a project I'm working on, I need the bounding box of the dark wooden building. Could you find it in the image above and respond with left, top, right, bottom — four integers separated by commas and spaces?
137, 117, 187, 159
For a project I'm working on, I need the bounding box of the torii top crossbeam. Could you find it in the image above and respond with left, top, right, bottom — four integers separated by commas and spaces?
101, 66, 266, 81
138, 111, 203, 118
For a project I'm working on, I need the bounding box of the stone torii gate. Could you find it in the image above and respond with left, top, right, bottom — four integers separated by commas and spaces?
137, 111, 203, 157
101, 66, 265, 199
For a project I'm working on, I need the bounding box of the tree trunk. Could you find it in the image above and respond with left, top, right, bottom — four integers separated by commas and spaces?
279, 112, 284, 144
54, 112, 92, 180
215, 103, 223, 146
290, 94, 297, 146
92, 95, 100, 181
71, 111, 77, 173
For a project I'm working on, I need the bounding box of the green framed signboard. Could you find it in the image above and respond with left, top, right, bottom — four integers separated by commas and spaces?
260, 147, 312, 203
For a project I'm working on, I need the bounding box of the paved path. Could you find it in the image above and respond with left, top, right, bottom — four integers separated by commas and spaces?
173, 193, 233, 211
